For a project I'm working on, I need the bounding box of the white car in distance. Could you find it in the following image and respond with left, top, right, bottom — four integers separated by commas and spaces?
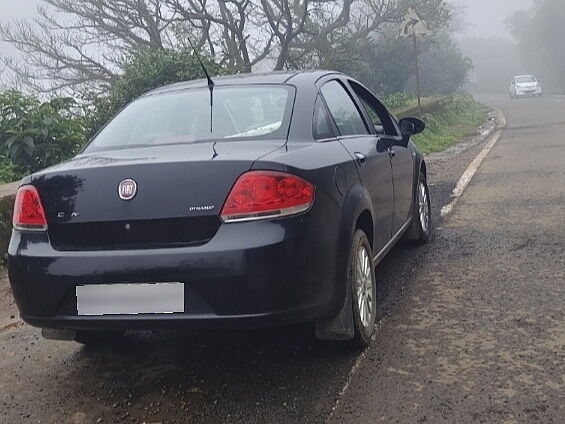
510, 75, 542, 98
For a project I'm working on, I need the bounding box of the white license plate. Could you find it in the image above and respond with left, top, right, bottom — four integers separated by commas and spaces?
76, 283, 184, 316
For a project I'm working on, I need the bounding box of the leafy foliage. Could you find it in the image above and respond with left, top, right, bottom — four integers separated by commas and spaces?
0, 157, 20, 183
85, 49, 223, 137
0, 90, 84, 177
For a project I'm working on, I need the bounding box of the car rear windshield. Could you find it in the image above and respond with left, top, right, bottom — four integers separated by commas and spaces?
84, 85, 295, 153
516, 76, 537, 83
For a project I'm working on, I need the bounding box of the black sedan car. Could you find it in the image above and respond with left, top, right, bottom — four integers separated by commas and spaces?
8, 70, 430, 347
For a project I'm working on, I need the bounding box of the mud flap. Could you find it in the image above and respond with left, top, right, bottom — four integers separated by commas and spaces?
42, 328, 76, 341
315, 281, 354, 341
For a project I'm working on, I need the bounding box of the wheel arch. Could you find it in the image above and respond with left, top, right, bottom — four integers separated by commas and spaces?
340, 183, 375, 252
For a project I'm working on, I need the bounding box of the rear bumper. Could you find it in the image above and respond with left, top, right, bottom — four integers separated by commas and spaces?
21, 307, 327, 331
9, 208, 348, 331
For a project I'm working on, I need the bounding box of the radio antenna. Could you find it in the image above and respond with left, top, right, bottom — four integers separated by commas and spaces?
186, 36, 215, 133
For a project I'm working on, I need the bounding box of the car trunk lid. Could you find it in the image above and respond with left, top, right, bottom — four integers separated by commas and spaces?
32, 140, 283, 250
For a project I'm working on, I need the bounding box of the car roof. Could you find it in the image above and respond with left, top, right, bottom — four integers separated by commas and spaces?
144, 70, 340, 96
514, 75, 536, 79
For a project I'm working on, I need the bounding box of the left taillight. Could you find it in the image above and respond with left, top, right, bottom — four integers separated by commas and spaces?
221, 171, 315, 223
13, 185, 48, 231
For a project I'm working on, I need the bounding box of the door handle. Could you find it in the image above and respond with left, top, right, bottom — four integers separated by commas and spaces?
388, 148, 396, 159
354, 152, 367, 166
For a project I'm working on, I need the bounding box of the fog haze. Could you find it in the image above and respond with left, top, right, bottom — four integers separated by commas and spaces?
450, 0, 533, 39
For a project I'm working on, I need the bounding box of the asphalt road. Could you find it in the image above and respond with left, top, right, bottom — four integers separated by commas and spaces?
1, 93, 563, 424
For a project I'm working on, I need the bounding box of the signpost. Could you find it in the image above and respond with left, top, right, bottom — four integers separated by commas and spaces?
399, 7, 431, 115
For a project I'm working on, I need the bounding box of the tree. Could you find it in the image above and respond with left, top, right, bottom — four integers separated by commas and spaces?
1, 0, 177, 98
1, 0, 353, 94
312, 2, 460, 96
1, 0, 453, 98
416, 34, 472, 96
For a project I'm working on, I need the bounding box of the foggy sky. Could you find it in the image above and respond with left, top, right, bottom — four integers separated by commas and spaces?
450, 0, 534, 39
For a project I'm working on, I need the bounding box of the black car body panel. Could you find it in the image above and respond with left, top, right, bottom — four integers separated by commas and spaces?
8, 70, 427, 332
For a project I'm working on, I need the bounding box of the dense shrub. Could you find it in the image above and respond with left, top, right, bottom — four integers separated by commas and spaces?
0, 90, 84, 179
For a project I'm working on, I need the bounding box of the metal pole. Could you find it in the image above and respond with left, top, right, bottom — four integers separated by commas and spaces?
413, 32, 422, 115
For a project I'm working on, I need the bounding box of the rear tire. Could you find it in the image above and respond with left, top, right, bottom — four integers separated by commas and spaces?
349, 230, 377, 348
75, 330, 125, 346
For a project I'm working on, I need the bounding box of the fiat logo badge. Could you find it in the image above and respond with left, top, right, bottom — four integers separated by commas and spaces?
118, 179, 137, 200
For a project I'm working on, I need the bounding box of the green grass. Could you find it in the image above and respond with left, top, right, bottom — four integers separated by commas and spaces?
408, 94, 489, 154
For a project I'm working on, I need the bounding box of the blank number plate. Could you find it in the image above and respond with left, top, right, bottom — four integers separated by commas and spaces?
76, 283, 184, 316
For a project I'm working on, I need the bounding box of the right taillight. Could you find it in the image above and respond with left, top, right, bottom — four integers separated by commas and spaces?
13, 185, 48, 231
221, 171, 315, 223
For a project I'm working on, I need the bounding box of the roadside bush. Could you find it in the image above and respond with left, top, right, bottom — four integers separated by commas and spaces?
413, 94, 488, 154
0, 90, 84, 178
0, 157, 20, 183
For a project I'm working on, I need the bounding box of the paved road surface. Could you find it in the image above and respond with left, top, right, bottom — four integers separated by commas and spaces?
1, 94, 563, 423
330, 93, 565, 423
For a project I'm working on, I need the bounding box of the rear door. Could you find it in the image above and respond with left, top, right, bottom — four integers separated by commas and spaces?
348, 81, 414, 234
319, 78, 393, 253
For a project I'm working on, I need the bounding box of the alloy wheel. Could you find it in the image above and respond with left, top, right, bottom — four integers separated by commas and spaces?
418, 181, 430, 234
355, 245, 374, 329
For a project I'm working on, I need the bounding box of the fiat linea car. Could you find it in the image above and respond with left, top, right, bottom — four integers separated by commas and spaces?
8, 71, 431, 347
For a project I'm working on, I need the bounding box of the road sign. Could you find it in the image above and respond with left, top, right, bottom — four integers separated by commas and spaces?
399, 7, 431, 114
399, 7, 431, 38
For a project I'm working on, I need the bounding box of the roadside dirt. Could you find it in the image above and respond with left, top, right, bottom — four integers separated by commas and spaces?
0, 275, 19, 333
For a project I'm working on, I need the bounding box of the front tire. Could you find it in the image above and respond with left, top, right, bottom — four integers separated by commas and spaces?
350, 230, 377, 348
405, 172, 431, 244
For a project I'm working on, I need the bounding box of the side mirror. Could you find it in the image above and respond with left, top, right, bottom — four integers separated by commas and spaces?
399, 117, 425, 137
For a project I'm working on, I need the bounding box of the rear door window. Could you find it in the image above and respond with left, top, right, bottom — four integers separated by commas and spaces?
320, 80, 369, 137
313, 96, 335, 140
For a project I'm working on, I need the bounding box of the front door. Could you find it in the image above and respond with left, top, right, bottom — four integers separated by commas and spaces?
347, 81, 414, 234
319, 79, 394, 253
